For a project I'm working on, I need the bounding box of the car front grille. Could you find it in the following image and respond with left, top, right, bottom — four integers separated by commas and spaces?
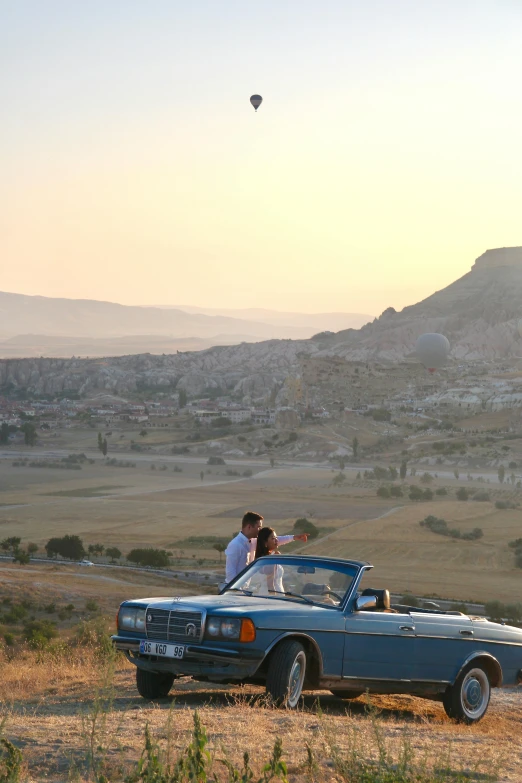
145, 608, 203, 643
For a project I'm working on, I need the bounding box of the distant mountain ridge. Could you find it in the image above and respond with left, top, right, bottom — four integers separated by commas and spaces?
2, 249, 522, 397
0, 291, 373, 358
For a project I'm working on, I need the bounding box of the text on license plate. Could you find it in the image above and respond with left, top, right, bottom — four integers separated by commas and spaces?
139, 641, 184, 659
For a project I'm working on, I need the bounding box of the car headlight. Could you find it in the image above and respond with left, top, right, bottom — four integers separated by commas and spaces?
118, 607, 146, 631
206, 617, 222, 637
204, 617, 255, 642
221, 619, 241, 639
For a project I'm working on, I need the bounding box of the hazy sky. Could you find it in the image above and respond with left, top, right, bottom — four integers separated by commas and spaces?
2, 1, 522, 315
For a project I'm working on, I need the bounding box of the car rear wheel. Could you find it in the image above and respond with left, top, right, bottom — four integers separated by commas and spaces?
266, 640, 306, 708
443, 664, 491, 724
330, 690, 364, 700
136, 668, 175, 700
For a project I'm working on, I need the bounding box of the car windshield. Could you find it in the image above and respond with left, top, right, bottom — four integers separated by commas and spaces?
224, 557, 358, 607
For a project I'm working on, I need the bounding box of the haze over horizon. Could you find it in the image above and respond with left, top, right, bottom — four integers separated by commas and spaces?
2, 1, 522, 316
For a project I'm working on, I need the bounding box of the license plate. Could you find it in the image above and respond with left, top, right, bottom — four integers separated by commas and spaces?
139, 640, 184, 659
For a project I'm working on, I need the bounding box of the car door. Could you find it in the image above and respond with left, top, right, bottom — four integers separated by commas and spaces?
412, 612, 474, 683
343, 610, 417, 680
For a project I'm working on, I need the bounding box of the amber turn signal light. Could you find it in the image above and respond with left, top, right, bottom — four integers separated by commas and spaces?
240, 618, 256, 643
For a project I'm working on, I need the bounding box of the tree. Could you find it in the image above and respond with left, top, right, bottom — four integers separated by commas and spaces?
106, 547, 122, 563
200, 471, 204, 481
352, 437, 359, 460
178, 388, 187, 408
88, 544, 104, 558
102, 439, 108, 457
293, 518, 319, 539
498, 465, 505, 484
13, 549, 30, 566
213, 543, 226, 562
27, 542, 38, 555
97, 432, 103, 452
21, 422, 37, 446
126, 548, 170, 568
139, 429, 148, 437
456, 487, 469, 501
1, 537, 21, 553
408, 485, 424, 501
400, 460, 407, 481
453, 469, 460, 480
270, 457, 275, 468
0, 422, 9, 444
45, 535, 85, 561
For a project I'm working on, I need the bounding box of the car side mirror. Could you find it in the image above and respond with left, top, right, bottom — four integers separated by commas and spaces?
355, 595, 377, 611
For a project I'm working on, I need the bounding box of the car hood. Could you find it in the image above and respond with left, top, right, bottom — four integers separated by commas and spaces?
128, 594, 335, 617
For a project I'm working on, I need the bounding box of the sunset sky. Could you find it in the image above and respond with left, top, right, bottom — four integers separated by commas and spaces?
2, 1, 522, 316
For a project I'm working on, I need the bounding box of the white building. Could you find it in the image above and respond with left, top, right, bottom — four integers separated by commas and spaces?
222, 409, 251, 424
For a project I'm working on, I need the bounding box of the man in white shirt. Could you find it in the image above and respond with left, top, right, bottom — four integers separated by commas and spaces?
224, 510, 308, 585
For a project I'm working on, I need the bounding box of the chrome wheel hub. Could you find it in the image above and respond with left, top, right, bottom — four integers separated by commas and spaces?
287, 651, 306, 707
461, 668, 489, 718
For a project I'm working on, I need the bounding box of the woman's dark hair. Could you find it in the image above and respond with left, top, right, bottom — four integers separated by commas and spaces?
255, 527, 275, 559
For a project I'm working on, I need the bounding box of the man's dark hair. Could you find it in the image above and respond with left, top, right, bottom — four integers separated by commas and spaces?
242, 511, 264, 528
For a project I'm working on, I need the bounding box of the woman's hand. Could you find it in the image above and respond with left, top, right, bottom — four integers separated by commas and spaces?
293, 533, 308, 543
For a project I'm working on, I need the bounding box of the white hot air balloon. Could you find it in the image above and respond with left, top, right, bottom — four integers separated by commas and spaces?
415, 333, 450, 373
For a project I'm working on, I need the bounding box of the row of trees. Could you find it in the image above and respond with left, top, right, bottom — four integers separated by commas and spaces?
419, 515, 483, 541
0, 421, 38, 445
1, 536, 37, 564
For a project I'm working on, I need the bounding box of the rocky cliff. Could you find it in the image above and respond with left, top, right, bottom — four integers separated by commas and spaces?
2, 248, 522, 399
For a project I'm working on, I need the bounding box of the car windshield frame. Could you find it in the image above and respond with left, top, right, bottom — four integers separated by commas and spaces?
223, 556, 362, 609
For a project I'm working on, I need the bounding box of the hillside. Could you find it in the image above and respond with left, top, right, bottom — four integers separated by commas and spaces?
0, 292, 372, 358
2, 247, 522, 397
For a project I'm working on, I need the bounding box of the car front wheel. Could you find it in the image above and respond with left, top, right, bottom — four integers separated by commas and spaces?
443, 664, 491, 724
266, 640, 307, 708
136, 668, 175, 700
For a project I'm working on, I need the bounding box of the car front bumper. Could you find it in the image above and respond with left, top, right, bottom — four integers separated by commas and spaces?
112, 635, 266, 680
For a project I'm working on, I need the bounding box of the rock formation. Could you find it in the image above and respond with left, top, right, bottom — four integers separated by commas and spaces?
2, 248, 522, 399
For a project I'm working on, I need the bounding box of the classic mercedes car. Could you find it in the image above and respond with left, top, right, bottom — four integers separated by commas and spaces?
112, 555, 522, 723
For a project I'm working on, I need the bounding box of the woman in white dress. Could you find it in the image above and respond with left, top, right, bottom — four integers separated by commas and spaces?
254, 527, 285, 594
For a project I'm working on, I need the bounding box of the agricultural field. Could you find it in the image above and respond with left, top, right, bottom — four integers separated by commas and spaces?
1, 428, 522, 603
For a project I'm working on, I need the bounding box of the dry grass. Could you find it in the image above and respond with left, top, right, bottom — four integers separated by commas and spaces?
0, 647, 521, 781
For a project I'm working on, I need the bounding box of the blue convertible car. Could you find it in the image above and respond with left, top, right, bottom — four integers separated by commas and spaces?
112, 555, 522, 723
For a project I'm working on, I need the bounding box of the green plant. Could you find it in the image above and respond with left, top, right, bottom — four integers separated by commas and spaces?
0, 733, 23, 783
23, 619, 57, 649
293, 518, 319, 538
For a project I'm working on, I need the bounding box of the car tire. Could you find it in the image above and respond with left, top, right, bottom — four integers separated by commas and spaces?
136, 668, 175, 700
330, 690, 364, 700
266, 639, 307, 708
442, 664, 491, 724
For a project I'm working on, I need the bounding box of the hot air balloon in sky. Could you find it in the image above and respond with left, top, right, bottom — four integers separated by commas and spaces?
415, 333, 450, 373
250, 94, 263, 112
